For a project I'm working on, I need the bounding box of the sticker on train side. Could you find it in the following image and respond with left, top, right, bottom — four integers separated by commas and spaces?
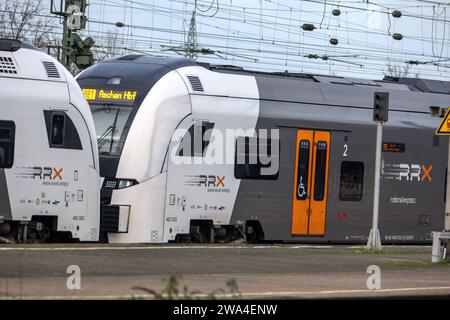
15, 166, 69, 186
183, 175, 230, 193
435, 108, 450, 135
381, 162, 432, 182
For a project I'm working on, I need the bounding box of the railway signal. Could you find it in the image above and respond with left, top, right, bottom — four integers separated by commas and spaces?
51, 0, 94, 70
68, 33, 95, 70
367, 92, 389, 249
373, 92, 389, 122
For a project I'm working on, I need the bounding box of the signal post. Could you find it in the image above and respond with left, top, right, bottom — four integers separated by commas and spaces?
367, 92, 389, 249
432, 107, 450, 262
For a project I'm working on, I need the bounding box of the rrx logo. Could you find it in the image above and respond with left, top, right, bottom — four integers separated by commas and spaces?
382, 163, 432, 183
30, 167, 63, 180
184, 175, 225, 187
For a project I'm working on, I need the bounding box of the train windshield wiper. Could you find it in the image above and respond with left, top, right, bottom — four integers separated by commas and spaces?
93, 106, 131, 154
97, 125, 115, 151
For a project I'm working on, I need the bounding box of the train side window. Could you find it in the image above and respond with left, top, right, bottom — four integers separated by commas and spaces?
177, 121, 214, 157
339, 161, 364, 201
0, 121, 15, 169
43, 111, 82, 150
296, 140, 310, 200
313, 141, 328, 201
234, 136, 279, 180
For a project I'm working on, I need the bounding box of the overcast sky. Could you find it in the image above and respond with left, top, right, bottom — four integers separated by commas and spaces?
75, 0, 450, 80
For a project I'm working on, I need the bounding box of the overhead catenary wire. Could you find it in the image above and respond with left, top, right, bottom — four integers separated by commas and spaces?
6, 0, 450, 79
6, 3, 447, 59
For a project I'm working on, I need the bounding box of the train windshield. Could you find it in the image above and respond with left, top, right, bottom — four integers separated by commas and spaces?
91, 105, 133, 154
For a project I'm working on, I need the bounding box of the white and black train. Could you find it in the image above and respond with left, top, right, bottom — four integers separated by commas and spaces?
77, 54, 448, 244
0, 39, 100, 243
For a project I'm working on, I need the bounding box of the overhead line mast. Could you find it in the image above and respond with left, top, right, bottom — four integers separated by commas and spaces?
186, 2, 199, 60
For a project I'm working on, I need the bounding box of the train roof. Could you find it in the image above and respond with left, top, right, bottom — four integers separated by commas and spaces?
0, 38, 38, 52
80, 54, 450, 114
0, 39, 97, 147
204, 63, 450, 95
203, 63, 450, 113
77, 54, 195, 90
0, 39, 67, 82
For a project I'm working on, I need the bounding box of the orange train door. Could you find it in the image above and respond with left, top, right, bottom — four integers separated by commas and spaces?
291, 130, 331, 236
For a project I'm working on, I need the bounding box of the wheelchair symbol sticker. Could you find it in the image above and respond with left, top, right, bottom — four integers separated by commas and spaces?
298, 176, 306, 198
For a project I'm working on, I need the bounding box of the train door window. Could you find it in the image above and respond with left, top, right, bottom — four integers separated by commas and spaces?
51, 114, 65, 146
339, 161, 364, 201
177, 121, 214, 157
296, 140, 310, 200
234, 135, 279, 180
43, 111, 82, 150
0, 121, 15, 168
313, 141, 328, 201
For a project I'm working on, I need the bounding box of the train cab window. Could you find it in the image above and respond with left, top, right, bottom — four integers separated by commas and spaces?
51, 114, 65, 145
313, 141, 328, 201
177, 121, 214, 157
339, 161, 364, 201
91, 105, 132, 154
44, 111, 82, 150
0, 121, 15, 168
234, 135, 279, 180
296, 140, 310, 200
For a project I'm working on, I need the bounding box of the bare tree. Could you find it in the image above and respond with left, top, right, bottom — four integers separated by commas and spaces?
93, 30, 124, 62
384, 61, 412, 78
0, 0, 56, 49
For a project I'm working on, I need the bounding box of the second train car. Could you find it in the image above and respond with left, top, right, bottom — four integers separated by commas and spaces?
77, 55, 448, 244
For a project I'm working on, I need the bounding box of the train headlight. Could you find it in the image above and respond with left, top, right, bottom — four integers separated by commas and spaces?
117, 179, 137, 189
102, 178, 138, 190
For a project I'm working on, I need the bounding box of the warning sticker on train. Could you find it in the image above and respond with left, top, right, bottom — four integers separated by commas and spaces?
435, 108, 450, 135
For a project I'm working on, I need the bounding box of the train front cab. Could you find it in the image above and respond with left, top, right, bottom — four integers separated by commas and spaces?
77, 56, 196, 243
0, 39, 100, 243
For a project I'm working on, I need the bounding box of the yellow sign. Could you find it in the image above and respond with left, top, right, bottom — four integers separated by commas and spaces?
435, 108, 450, 135
82, 88, 137, 105
82, 89, 97, 100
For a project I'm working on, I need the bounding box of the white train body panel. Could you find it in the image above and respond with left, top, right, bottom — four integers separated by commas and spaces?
164, 67, 260, 242
78, 56, 259, 243
0, 41, 100, 241
109, 71, 191, 243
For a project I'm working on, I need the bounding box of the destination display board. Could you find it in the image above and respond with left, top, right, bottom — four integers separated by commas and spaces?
82, 88, 137, 106
382, 142, 405, 153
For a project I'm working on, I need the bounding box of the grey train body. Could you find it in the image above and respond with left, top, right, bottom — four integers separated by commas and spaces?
233, 74, 447, 243
78, 55, 447, 244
